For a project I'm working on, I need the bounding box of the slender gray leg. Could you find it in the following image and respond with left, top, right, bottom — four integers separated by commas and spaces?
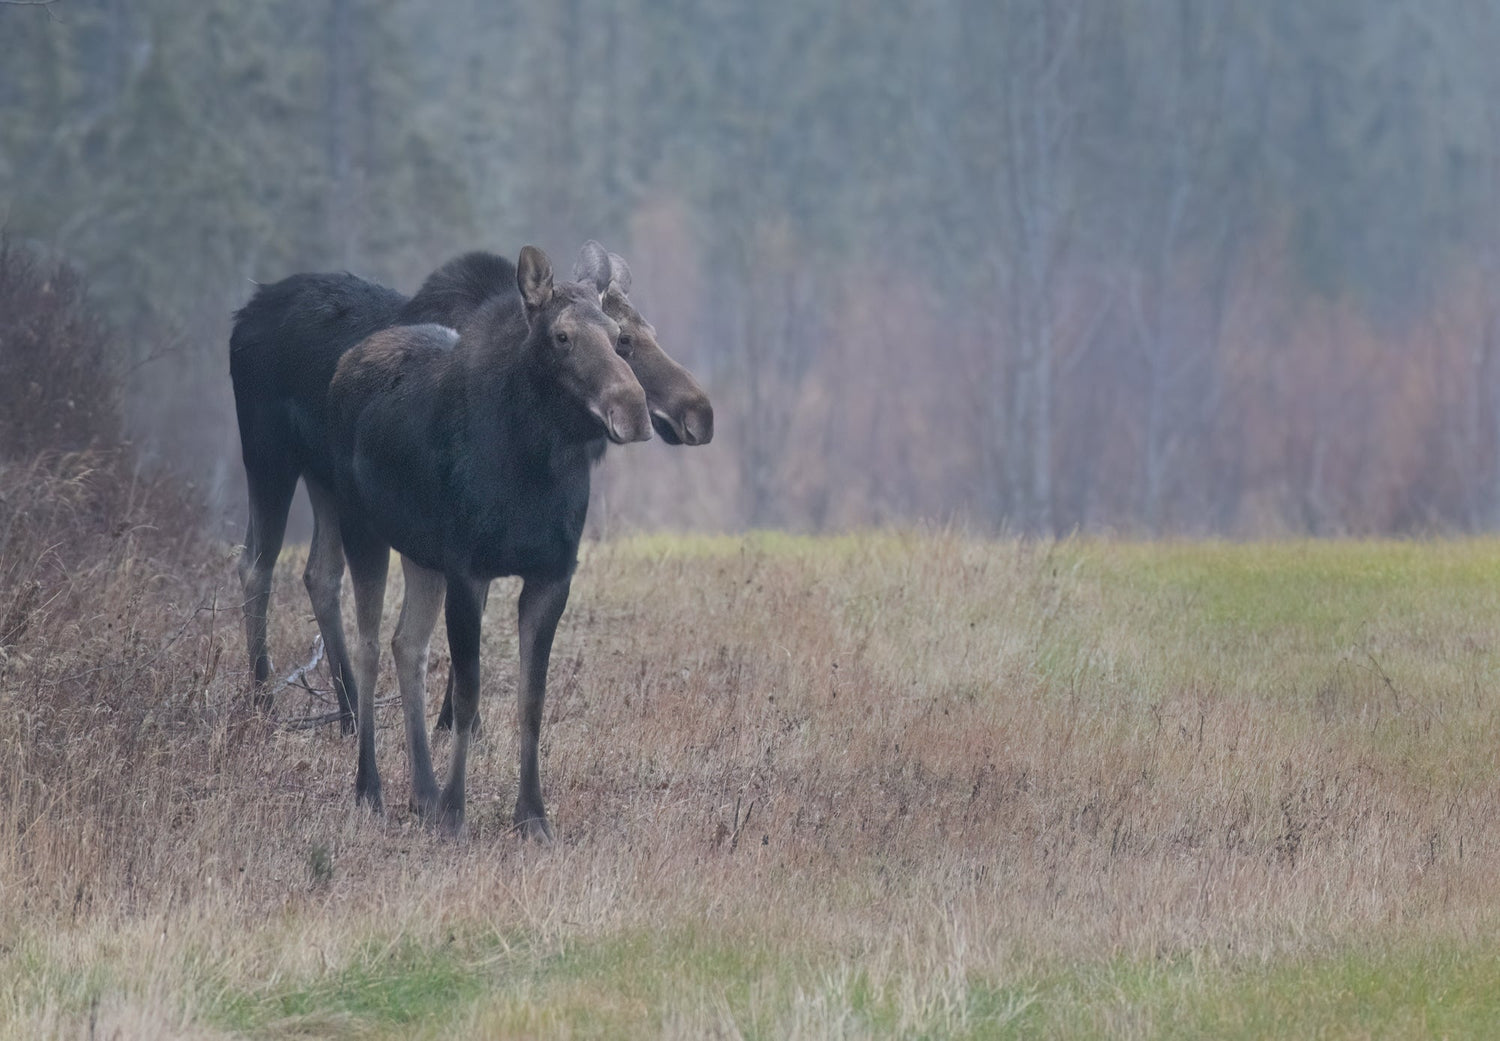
345, 542, 389, 811
434, 580, 491, 735
392, 557, 444, 816
237, 515, 271, 691
238, 468, 297, 708
437, 575, 487, 835
303, 479, 357, 733
513, 574, 571, 841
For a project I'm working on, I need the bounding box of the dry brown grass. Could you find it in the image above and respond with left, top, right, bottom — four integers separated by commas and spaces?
4, 511, 1500, 1037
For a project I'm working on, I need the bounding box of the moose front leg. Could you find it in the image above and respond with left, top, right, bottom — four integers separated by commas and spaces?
513, 574, 571, 841
436, 574, 487, 835
434, 580, 492, 735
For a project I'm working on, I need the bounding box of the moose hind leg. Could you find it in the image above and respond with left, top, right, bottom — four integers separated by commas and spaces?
513, 574, 571, 841
303, 480, 357, 733
392, 557, 445, 817
238, 466, 297, 707
345, 538, 390, 812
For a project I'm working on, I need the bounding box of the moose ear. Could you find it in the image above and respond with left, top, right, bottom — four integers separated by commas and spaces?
517, 245, 553, 315
606, 252, 633, 295
572, 240, 612, 298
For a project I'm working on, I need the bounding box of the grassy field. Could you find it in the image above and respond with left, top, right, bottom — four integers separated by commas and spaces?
6, 520, 1500, 1038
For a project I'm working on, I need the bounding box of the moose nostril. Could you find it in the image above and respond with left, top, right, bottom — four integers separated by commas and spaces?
685, 405, 714, 446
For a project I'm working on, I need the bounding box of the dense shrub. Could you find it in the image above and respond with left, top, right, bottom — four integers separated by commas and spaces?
0, 246, 234, 912
0, 238, 123, 460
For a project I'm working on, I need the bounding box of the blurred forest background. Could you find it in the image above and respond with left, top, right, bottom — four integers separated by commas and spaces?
5, 0, 1500, 536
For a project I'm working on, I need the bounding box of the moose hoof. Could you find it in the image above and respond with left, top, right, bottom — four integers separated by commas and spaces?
408, 785, 442, 821
435, 791, 465, 837
514, 812, 553, 844
355, 784, 383, 815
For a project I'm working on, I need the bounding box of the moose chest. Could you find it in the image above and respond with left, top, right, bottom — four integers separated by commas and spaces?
447, 445, 593, 581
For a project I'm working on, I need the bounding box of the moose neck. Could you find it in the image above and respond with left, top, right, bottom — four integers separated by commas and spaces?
450, 298, 606, 489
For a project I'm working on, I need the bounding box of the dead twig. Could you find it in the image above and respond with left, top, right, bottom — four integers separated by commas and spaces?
729, 792, 758, 852
1362, 647, 1400, 712
279, 695, 400, 731
270, 635, 326, 699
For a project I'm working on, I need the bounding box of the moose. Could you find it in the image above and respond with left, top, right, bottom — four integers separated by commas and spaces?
229, 243, 712, 735
428, 245, 712, 732
231, 272, 404, 730
329, 245, 647, 835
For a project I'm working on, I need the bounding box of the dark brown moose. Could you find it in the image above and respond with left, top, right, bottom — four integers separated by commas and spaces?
430, 242, 714, 731
328, 245, 650, 836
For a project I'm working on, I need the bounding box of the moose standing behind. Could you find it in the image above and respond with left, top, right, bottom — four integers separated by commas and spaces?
329, 245, 651, 835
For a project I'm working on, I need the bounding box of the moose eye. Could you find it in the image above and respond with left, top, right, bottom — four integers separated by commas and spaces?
554, 331, 570, 348
616, 333, 632, 356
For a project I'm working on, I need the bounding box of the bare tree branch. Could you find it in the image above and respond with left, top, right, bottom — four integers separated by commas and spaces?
0, 0, 59, 23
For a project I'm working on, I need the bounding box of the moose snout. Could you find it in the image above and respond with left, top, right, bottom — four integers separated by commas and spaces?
599, 383, 652, 444
650, 392, 714, 446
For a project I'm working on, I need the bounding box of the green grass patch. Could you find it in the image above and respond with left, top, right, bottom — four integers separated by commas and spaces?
1190, 943, 1500, 1040
1011, 942, 1500, 1040
1085, 538, 1500, 644
188, 924, 1500, 1039
12, 910, 1500, 1038
196, 926, 805, 1040
1049, 539, 1500, 700
202, 935, 498, 1037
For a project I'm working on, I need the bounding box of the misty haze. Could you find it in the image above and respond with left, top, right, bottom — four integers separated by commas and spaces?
7, 2, 1497, 535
